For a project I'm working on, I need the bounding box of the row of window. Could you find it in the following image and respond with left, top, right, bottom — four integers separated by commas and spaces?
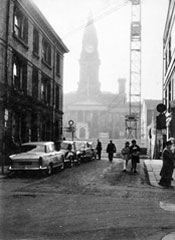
12, 53, 62, 110
14, 5, 61, 76
163, 8, 175, 110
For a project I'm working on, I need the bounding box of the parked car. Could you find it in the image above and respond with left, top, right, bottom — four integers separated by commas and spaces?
74, 140, 96, 162
60, 140, 80, 167
88, 141, 97, 160
8, 141, 65, 175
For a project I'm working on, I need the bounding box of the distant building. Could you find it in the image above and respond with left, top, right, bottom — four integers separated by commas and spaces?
163, 0, 175, 139
63, 14, 128, 140
141, 99, 160, 141
0, 0, 68, 161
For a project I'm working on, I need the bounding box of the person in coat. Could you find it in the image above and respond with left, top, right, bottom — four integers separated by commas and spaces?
121, 141, 130, 172
106, 140, 116, 162
96, 139, 102, 160
129, 139, 140, 173
159, 140, 174, 188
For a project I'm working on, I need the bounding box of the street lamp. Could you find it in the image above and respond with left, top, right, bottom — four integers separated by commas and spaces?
68, 120, 75, 141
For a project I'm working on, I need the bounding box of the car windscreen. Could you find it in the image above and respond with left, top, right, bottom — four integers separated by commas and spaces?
20, 145, 45, 153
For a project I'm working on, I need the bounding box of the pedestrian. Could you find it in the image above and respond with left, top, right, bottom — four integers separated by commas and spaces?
159, 140, 174, 188
106, 140, 116, 162
129, 139, 140, 173
96, 139, 102, 160
121, 141, 130, 172
170, 137, 175, 180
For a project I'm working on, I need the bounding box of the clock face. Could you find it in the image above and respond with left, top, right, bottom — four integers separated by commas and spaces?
85, 45, 94, 53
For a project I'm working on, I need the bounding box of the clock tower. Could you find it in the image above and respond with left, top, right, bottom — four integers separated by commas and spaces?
78, 13, 101, 98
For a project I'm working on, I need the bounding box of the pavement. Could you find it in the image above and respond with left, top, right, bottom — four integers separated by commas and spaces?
144, 159, 175, 188
1, 160, 175, 189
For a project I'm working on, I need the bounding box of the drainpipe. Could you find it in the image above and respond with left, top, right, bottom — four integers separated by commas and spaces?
2, 0, 10, 174
52, 46, 56, 141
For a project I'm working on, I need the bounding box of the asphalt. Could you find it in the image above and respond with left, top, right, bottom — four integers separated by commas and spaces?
0, 160, 175, 189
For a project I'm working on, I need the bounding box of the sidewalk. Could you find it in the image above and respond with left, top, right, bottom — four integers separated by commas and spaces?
144, 159, 175, 188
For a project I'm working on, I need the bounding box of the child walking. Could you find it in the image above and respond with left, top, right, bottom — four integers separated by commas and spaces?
121, 141, 130, 172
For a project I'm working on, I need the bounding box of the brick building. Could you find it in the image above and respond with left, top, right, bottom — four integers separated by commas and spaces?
0, 0, 68, 162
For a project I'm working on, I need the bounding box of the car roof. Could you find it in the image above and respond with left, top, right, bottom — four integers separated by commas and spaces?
22, 141, 54, 146
62, 140, 74, 144
74, 140, 86, 143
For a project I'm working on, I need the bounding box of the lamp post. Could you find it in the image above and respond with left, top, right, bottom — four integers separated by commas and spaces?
68, 120, 75, 141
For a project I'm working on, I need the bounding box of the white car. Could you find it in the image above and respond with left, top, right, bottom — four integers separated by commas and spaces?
8, 141, 65, 175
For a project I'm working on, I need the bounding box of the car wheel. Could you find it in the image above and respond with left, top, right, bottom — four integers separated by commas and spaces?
8, 171, 15, 178
69, 157, 74, 168
60, 159, 65, 171
77, 157, 81, 165
47, 164, 53, 175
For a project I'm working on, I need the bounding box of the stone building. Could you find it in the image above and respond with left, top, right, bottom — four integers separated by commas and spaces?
0, 0, 68, 161
63, 15, 128, 140
163, 0, 175, 139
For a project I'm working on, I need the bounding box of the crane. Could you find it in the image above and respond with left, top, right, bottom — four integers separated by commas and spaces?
125, 0, 142, 139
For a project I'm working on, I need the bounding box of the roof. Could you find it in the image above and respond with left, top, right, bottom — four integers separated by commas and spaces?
18, 0, 69, 53
62, 141, 74, 144
22, 141, 54, 146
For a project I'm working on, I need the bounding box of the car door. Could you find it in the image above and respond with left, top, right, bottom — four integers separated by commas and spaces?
52, 144, 62, 166
45, 144, 54, 165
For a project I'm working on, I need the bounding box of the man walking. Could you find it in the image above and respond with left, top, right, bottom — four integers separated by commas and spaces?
129, 139, 140, 173
106, 140, 116, 162
96, 139, 102, 160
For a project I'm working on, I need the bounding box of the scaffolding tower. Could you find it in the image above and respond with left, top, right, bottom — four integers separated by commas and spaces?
125, 0, 142, 139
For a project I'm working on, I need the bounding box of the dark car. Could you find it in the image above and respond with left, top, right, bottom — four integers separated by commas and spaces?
88, 141, 97, 160
74, 141, 96, 162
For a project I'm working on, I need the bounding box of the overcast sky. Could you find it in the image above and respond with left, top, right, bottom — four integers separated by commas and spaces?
33, 0, 168, 100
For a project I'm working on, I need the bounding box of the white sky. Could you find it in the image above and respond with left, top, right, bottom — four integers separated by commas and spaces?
33, 0, 168, 100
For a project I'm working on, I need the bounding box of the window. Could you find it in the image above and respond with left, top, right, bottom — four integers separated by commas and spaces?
168, 81, 172, 110
55, 84, 62, 110
56, 85, 59, 109
12, 54, 27, 93
56, 52, 61, 76
168, 38, 171, 63
32, 68, 39, 99
33, 28, 39, 55
165, 90, 168, 109
42, 38, 51, 66
41, 75, 51, 105
14, 6, 28, 44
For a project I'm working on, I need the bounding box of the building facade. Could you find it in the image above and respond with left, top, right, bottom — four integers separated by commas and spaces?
163, 0, 175, 139
141, 99, 160, 141
0, 0, 68, 161
63, 15, 128, 140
